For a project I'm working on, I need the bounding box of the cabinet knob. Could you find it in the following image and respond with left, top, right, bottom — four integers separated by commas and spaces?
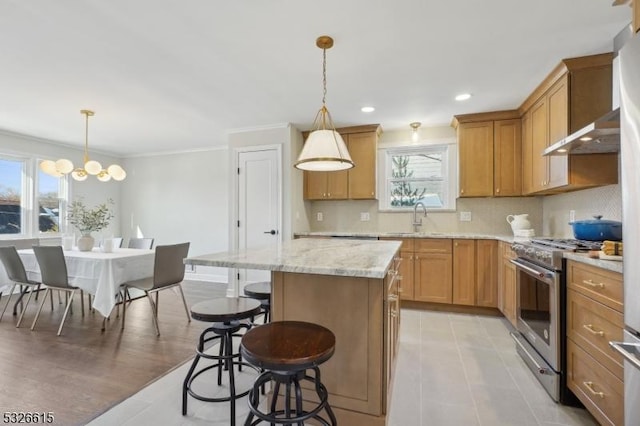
460, 189, 465, 194
496, 188, 500, 193
327, 192, 331, 197
371, 191, 374, 196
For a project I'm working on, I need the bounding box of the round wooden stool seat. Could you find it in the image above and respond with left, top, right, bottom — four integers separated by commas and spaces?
241, 321, 335, 371
182, 297, 262, 426
241, 321, 337, 426
243, 281, 271, 300
190, 297, 261, 323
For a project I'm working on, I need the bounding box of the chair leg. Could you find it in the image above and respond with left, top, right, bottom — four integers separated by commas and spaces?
177, 285, 191, 323
31, 288, 51, 331
16, 288, 35, 328
80, 290, 85, 317
0, 284, 16, 322
145, 291, 161, 336
57, 290, 76, 336
121, 287, 128, 330
49, 287, 54, 311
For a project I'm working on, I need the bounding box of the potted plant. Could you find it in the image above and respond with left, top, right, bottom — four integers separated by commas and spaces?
67, 198, 114, 251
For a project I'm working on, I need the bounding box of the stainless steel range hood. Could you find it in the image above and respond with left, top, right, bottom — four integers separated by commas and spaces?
543, 108, 620, 156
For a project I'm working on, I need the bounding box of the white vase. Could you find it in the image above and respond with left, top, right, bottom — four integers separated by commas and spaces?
77, 233, 95, 252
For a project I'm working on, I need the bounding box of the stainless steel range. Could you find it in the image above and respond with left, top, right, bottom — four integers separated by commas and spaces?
510, 238, 601, 404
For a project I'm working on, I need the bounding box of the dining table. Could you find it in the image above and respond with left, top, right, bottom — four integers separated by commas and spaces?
1, 247, 155, 317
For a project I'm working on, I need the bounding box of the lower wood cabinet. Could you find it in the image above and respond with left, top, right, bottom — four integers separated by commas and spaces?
498, 241, 517, 326
414, 239, 453, 303
566, 260, 624, 425
382, 237, 498, 309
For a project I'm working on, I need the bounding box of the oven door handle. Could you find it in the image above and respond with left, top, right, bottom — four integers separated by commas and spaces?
509, 259, 545, 279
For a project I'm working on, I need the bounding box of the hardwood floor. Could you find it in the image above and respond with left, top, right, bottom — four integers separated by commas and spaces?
0, 280, 227, 426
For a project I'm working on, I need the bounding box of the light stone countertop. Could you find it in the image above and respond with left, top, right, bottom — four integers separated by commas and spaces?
295, 231, 516, 243
563, 252, 623, 274
294, 232, 623, 272
184, 238, 402, 279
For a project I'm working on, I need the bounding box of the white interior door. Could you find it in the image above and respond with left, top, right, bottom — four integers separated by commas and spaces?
237, 148, 281, 288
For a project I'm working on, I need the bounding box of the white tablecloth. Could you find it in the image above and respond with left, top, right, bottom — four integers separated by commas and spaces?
4, 248, 155, 317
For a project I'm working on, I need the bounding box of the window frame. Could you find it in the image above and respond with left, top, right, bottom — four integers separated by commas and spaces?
0, 153, 69, 239
378, 141, 457, 212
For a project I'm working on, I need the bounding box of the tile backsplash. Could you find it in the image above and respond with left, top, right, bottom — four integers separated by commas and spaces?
542, 184, 621, 238
307, 184, 622, 238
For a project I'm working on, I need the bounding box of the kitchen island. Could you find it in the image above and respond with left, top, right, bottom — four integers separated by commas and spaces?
185, 238, 402, 426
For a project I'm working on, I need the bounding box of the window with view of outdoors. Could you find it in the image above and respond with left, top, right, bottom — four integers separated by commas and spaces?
38, 170, 62, 234
0, 156, 66, 236
382, 145, 454, 210
0, 158, 24, 235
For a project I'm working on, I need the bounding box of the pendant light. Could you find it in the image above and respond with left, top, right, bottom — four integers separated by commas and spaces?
294, 36, 354, 172
40, 110, 127, 182
410, 122, 421, 143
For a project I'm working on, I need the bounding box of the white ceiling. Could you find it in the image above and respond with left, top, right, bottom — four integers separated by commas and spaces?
0, 1, 631, 157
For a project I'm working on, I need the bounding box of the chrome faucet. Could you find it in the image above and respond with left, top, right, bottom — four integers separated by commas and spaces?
412, 202, 427, 232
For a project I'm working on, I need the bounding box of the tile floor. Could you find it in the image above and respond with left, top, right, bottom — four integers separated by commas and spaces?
88, 309, 598, 426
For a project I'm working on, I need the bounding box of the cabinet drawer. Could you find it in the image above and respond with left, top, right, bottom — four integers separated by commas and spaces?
414, 238, 451, 254
567, 289, 624, 379
500, 241, 516, 260
567, 261, 623, 312
379, 237, 414, 252
567, 340, 623, 426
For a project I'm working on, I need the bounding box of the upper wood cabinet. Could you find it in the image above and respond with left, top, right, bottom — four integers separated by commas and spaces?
303, 124, 381, 201
453, 111, 522, 198
519, 53, 618, 194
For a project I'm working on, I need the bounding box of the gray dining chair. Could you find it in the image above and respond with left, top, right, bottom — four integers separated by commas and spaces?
112, 237, 124, 248
127, 238, 154, 249
120, 242, 190, 336
31, 246, 83, 336
0, 246, 51, 327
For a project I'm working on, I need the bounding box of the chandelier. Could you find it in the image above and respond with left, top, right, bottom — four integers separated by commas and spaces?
294, 35, 354, 171
40, 110, 126, 182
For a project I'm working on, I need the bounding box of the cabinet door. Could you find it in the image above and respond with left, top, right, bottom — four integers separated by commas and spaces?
476, 240, 498, 308
305, 171, 327, 200
453, 240, 475, 306
398, 250, 414, 300
503, 258, 517, 327
521, 111, 534, 195
458, 121, 494, 197
547, 76, 569, 189
326, 170, 348, 199
347, 132, 377, 199
530, 97, 548, 192
494, 119, 522, 196
414, 253, 452, 304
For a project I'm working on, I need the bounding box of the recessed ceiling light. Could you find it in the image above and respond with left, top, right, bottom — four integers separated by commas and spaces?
361, 106, 375, 113
455, 93, 472, 101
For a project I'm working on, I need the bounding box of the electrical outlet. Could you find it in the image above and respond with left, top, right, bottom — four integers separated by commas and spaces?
569, 210, 576, 223
316, 212, 323, 222
459, 211, 472, 222
360, 212, 370, 221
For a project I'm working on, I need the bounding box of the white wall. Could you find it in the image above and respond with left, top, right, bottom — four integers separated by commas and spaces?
0, 130, 122, 239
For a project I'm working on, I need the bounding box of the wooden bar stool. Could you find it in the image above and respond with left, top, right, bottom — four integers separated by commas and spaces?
243, 282, 271, 323
240, 321, 337, 426
182, 297, 262, 426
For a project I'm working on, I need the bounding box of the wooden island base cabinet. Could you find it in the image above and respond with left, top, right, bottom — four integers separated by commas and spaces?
185, 238, 401, 426
271, 269, 398, 426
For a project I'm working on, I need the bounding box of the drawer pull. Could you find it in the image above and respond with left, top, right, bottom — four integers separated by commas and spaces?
583, 324, 604, 337
582, 279, 605, 289
583, 381, 605, 399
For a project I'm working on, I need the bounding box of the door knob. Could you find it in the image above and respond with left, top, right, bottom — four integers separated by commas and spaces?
263, 230, 278, 235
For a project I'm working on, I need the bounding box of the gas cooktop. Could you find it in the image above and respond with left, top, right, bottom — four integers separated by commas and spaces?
529, 238, 604, 252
